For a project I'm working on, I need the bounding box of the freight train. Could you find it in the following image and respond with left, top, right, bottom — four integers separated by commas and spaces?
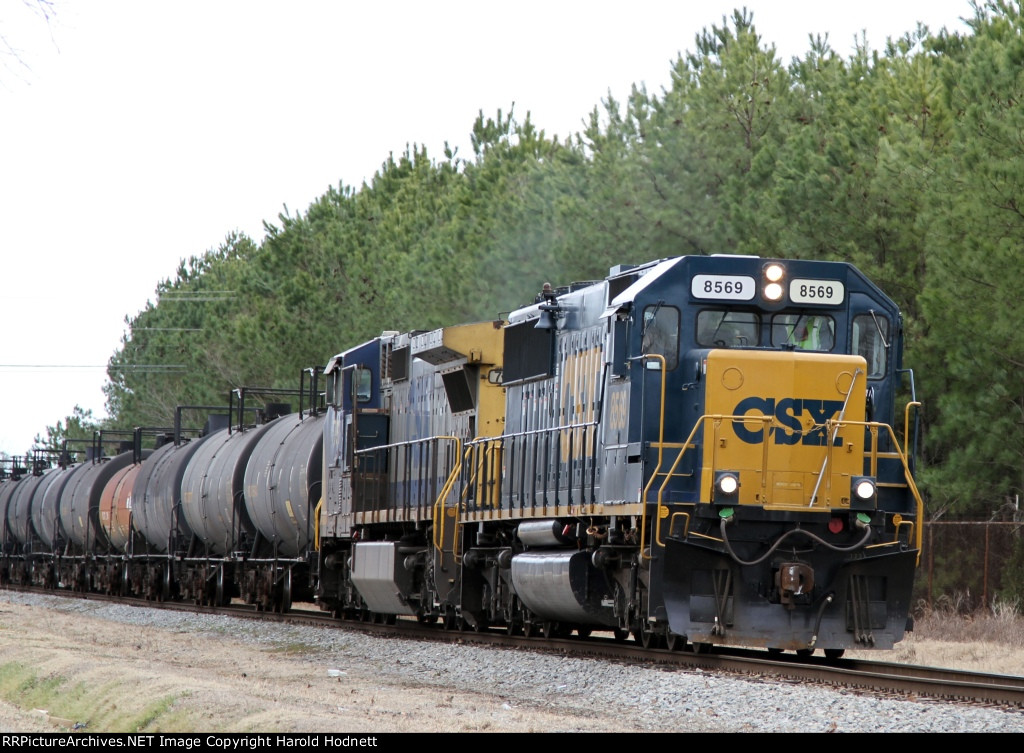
0, 254, 923, 657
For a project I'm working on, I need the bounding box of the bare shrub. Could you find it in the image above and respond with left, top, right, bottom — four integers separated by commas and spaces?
912, 593, 1024, 647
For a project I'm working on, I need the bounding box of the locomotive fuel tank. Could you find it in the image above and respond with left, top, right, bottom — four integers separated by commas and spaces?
349, 541, 416, 615
508, 520, 618, 626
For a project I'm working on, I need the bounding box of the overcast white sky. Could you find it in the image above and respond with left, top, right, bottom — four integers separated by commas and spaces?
0, 0, 974, 456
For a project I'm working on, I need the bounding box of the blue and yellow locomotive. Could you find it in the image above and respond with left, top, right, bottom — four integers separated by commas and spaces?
315, 254, 922, 655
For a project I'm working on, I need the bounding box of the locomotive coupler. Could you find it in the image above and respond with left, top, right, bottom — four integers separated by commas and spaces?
776, 562, 815, 607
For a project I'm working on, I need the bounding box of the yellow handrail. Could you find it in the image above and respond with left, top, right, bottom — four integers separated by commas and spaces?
834, 419, 925, 565
313, 498, 322, 551
642, 413, 771, 554
430, 436, 464, 554
641, 414, 925, 565
637, 353, 666, 563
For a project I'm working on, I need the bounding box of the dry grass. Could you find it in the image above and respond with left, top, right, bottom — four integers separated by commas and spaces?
913, 594, 1024, 648
840, 594, 1024, 675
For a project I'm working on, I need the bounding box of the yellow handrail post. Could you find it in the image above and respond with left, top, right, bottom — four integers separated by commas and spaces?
639, 354, 666, 561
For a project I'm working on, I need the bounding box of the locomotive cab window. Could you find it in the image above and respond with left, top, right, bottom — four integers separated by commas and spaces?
772, 313, 835, 351
354, 367, 372, 402
344, 366, 372, 406
326, 369, 342, 407
641, 304, 679, 369
696, 310, 759, 348
852, 313, 890, 378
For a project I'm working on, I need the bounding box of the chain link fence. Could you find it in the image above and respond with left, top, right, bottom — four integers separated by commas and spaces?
914, 521, 1024, 613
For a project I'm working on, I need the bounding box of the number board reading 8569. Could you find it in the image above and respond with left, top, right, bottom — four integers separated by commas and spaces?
690, 274, 755, 301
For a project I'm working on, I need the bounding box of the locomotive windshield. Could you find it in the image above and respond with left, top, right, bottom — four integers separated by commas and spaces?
771, 313, 836, 351
696, 310, 759, 347
641, 304, 680, 369
852, 313, 890, 378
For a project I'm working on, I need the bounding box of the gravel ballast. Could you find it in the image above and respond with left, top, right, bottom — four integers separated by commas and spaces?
0, 591, 1021, 733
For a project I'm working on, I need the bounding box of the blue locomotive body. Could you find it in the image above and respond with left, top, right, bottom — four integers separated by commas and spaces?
0, 254, 921, 655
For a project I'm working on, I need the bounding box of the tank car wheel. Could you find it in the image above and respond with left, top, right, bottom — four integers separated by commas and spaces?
665, 632, 686, 651
612, 628, 629, 643
823, 648, 845, 659
471, 615, 490, 632
796, 648, 815, 658
281, 578, 292, 613
635, 624, 663, 649
274, 569, 292, 613
692, 642, 713, 654
522, 621, 536, 638
767, 648, 783, 656
215, 567, 229, 607
161, 563, 172, 602
541, 621, 558, 639
576, 627, 592, 639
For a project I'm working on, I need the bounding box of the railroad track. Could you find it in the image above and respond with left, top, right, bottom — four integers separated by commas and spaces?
10, 585, 1024, 713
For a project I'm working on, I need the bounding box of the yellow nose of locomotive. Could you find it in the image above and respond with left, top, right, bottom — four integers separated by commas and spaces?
700, 349, 868, 509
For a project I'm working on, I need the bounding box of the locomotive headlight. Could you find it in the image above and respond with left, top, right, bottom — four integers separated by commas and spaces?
764, 263, 784, 282
762, 262, 785, 302
851, 476, 877, 510
714, 471, 740, 504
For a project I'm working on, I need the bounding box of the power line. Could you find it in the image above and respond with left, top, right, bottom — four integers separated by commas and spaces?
0, 364, 186, 371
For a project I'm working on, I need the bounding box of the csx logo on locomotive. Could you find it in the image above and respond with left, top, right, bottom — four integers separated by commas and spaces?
731, 397, 845, 446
